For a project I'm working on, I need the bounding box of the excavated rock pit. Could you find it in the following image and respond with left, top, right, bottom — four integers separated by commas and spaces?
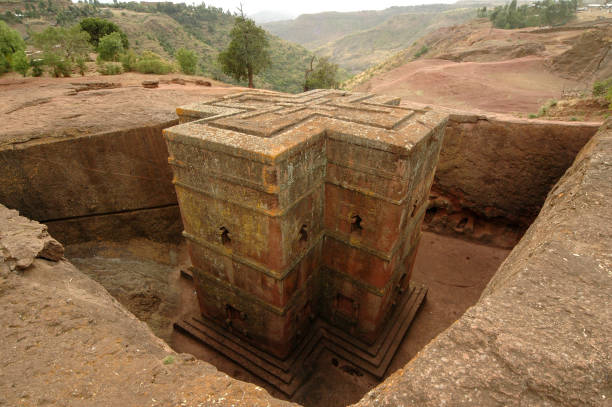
0, 80, 608, 406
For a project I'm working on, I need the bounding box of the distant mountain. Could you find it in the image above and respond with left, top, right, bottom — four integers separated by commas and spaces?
249, 10, 297, 24
264, 5, 477, 74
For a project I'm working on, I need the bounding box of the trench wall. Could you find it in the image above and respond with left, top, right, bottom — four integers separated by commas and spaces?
352, 119, 612, 407
426, 113, 599, 247
0, 114, 597, 248
0, 121, 182, 244
0, 113, 609, 406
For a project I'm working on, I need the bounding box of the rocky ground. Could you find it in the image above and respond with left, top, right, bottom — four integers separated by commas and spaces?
352, 19, 612, 117
57, 232, 509, 407
353, 119, 612, 407
0, 72, 242, 147
0, 205, 294, 407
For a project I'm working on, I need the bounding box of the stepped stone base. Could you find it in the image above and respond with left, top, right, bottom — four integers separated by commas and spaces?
175, 275, 426, 396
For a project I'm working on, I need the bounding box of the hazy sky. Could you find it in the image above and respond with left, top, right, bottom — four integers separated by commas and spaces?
136, 0, 457, 18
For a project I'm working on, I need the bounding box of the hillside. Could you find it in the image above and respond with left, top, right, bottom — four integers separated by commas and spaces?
315, 8, 476, 74
263, 5, 477, 73
346, 17, 612, 116
1, 0, 314, 93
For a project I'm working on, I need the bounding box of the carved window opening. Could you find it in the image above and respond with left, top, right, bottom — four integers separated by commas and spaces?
299, 224, 308, 242
350, 214, 363, 233
219, 226, 231, 246
397, 273, 407, 294
456, 217, 469, 229
411, 202, 418, 218
226, 304, 245, 321
336, 293, 356, 318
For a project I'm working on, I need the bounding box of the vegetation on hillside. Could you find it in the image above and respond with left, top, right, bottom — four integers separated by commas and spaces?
480, 0, 577, 29
104, 1, 312, 92
32, 25, 91, 77
1, 0, 315, 93
304, 56, 339, 91
264, 5, 477, 74
593, 77, 612, 108
0, 20, 24, 73
218, 12, 270, 88
1, 0, 110, 27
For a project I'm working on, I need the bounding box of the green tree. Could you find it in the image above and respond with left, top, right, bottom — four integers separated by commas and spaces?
303, 56, 339, 91
97, 31, 123, 61
79, 17, 128, 48
218, 11, 270, 88
0, 21, 26, 74
12, 50, 29, 76
33, 25, 91, 77
175, 47, 198, 75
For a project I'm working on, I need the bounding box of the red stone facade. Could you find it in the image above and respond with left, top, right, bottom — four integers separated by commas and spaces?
165, 90, 446, 360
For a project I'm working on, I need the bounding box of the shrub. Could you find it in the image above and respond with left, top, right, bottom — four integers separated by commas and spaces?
97, 61, 122, 75
75, 56, 87, 76
0, 21, 25, 74
30, 58, 43, 76
175, 47, 197, 75
119, 49, 137, 71
134, 52, 174, 74
537, 99, 558, 117
593, 78, 612, 97
97, 31, 124, 61
11, 50, 29, 76
414, 45, 429, 59
135, 58, 173, 74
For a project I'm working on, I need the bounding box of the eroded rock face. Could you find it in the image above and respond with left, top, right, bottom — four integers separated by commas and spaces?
0, 205, 63, 270
426, 113, 599, 247
0, 206, 295, 407
353, 119, 612, 406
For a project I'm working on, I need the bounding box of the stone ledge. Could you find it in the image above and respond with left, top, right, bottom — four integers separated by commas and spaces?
0, 204, 63, 270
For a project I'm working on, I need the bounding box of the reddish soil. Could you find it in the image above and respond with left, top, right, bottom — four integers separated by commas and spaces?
65, 231, 510, 407
356, 56, 579, 114
353, 19, 612, 116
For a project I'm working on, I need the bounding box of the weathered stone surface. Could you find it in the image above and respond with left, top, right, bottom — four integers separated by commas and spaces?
0, 204, 63, 270
0, 122, 178, 222
0, 223, 294, 406
165, 89, 447, 361
425, 112, 599, 247
0, 122, 183, 244
353, 119, 612, 406
0, 75, 239, 244
142, 80, 160, 88
435, 114, 598, 226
